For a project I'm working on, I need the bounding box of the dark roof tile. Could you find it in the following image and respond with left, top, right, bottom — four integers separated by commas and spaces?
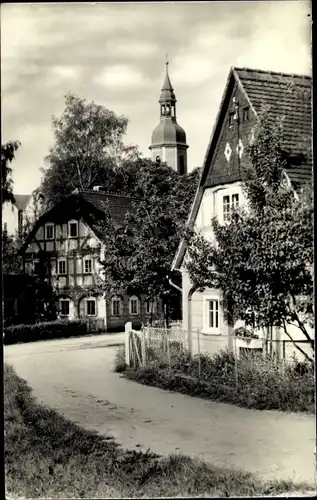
234, 67, 312, 185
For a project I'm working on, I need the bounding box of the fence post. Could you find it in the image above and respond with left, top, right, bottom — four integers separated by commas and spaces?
125, 322, 132, 366
141, 328, 146, 367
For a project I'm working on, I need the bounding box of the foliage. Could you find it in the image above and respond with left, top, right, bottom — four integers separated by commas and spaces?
1, 140, 20, 205
40, 93, 139, 206
121, 347, 314, 413
91, 162, 200, 325
3, 319, 90, 345
5, 364, 312, 498
185, 111, 313, 361
2, 232, 23, 275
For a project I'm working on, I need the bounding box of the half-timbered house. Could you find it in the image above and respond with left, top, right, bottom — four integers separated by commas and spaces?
19, 189, 161, 331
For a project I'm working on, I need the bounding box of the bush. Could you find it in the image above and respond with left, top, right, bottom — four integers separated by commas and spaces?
3, 319, 91, 345
121, 347, 315, 413
114, 345, 126, 373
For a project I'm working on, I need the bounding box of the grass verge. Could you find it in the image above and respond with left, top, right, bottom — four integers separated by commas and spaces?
115, 345, 315, 413
5, 363, 314, 498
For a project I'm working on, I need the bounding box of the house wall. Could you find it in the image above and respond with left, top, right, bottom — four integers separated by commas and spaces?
178, 75, 313, 363
2, 202, 19, 236
23, 217, 162, 331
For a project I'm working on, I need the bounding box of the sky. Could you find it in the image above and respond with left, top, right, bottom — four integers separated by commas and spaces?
1, 1, 312, 195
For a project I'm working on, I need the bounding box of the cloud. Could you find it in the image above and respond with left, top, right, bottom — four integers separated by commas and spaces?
1, 1, 312, 194
94, 64, 149, 90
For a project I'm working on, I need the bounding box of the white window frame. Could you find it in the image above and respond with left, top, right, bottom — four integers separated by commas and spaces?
111, 296, 122, 317
45, 223, 54, 240
129, 296, 139, 316
222, 193, 239, 223
86, 298, 96, 317
203, 296, 221, 334
59, 299, 70, 317
57, 258, 67, 276
68, 220, 78, 238
83, 257, 93, 274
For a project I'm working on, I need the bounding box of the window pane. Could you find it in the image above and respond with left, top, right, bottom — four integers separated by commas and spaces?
60, 300, 69, 316
87, 300, 95, 316
58, 260, 66, 275
33, 261, 40, 275
223, 196, 230, 221
84, 259, 92, 273
46, 225, 54, 239
69, 222, 78, 237
232, 194, 239, 207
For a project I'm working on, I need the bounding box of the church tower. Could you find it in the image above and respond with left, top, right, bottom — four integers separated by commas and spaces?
149, 59, 188, 174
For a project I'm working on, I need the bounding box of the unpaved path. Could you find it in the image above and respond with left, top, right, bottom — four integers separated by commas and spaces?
4, 334, 316, 486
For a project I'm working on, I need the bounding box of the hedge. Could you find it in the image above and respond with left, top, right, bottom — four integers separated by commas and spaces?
4, 319, 91, 345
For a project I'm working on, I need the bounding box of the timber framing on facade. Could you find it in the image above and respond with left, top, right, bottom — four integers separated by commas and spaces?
18, 190, 160, 331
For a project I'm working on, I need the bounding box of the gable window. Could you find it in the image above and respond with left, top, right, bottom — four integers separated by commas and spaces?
242, 106, 250, 122
45, 223, 54, 240
83, 257, 93, 274
59, 299, 70, 317
208, 300, 219, 329
223, 194, 239, 222
112, 297, 121, 316
69, 221, 78, 238
86, 298, 96, 316
129, 296, 139, 315
228, 112, 235, 127
58, 259, 67, 275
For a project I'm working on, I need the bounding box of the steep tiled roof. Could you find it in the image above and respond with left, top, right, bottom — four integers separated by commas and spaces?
78, 191, 137, 226
14, 194, 30, 211
234, 67, 312, 185
172, 66, 312, 271
19, 190, 138, 254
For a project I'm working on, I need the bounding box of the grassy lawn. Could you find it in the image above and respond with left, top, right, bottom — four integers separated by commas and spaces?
4, 363, 314, 498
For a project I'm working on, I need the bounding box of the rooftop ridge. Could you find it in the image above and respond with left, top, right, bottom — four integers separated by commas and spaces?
233, 66, 312, 81
75, 189, 139, 201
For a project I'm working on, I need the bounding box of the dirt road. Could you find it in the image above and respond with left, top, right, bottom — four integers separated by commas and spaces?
4, 334, 316, 485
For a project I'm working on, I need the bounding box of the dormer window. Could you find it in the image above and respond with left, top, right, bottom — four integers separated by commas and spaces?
45, 223, 54, 240
68, 221, 78, 238
242, 106, 250, 122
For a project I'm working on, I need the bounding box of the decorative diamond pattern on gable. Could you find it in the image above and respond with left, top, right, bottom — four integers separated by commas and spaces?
224, 142, 232, 162
236, 138, 244, 159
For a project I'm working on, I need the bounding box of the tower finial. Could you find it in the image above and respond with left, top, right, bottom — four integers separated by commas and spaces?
165, 53, 169, 72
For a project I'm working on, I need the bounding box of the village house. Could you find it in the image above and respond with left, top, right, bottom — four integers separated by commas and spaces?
18, 189, 161, 331
172, 66, 312, 361
2, 188, 44, 237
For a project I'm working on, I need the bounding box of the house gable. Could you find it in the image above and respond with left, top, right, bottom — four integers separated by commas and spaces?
172, 66, 312, 271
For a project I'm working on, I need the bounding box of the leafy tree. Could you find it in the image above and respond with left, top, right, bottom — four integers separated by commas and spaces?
40, 93, 139, 206
2, 232, 23, 275
1, 140, 20, 205
185, 111, 313, 361
90, 162, 200, 325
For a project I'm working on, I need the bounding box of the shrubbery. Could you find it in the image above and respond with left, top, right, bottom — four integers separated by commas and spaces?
3, 319, 91, 345
116, 347, 315, 413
